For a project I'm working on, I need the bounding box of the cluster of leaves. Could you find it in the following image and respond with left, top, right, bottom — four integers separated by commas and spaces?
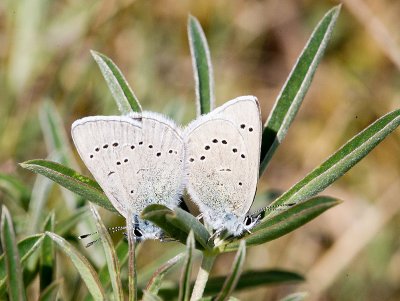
1, 5, 399, 300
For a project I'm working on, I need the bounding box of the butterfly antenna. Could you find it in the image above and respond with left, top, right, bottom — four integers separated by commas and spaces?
78, 225, 126, 248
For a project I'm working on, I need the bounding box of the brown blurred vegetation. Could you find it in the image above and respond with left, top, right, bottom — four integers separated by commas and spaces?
0, 0, 399, 300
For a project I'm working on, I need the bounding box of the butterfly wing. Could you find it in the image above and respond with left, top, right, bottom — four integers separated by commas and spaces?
184, 96, 261, 224
72, 112, 185, 219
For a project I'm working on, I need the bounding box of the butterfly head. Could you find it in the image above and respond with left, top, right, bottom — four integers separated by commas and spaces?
131, 218, 162, 242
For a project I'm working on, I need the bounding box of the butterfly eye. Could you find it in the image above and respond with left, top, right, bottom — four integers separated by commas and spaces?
134, 228, 143, 237
244, 216, 253, 226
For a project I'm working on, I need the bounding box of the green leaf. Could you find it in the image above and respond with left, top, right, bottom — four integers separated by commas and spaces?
188, 15, 214, 115
215, 241, 246, 301
0, 206, 27, 301
45, 231, 105, 300
279, 292, 308, 301
145, 253, 184, 295
20, 159, 117, 213
179, 231, 195, 301
259, 5, 341, 176
0, 234, 45, 294
266, 109, 400, 215
142, 205, 210, 250
126, 215, 138, 301
90, 203, 124, 301
159, 269, 304, 299
223, 196, 340, 251
91, 50, 142, 114
98, 238, 128, 291
0, 173, 30, 210
40, 212, 55, 291
38, 279, 62, 301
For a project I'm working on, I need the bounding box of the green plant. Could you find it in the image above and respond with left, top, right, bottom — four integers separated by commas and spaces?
1, 5, 399, 301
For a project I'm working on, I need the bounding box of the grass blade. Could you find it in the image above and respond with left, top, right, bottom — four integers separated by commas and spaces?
266, 109, 400, 214
45, 231, 105, 300
90, 203, 124, 301
40, 212, 55, 292
0, 206, 27, 301
0, 234, 45, 294
91, 50, 142, 114
126, 215, 138, 301
145, 253, 184, 295
159, 269, 304, 299
20, 159, 117, 213
224, 196, 340, 251
215, 241, 246, 301
188, 15, 214, 115
179, 231, 195, 301
259, 5, 341, 175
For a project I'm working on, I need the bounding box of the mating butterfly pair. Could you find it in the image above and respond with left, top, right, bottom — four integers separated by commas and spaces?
72, 96, 261, 241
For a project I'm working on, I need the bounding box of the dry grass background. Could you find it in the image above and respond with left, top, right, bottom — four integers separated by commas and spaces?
0, 0, 399, 300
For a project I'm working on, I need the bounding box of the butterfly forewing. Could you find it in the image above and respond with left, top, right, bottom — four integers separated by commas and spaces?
72, 113, 185, 218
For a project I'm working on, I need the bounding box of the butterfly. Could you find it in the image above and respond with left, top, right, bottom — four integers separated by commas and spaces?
184, 96, 262, 237
71, 112, 185, 241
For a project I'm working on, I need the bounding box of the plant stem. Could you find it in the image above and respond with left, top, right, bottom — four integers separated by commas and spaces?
190, 254, 215, 301
127, 216, 137, 301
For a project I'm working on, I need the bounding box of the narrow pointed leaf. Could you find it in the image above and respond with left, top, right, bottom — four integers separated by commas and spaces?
179, 231, 195, 301
0, 173, 30, 210
266, 109, 400, 215
223, 196, 340, 251
188, 15, 214, 115
20, 159, 117, 213
0, 234, 45, 293
260, 6, 341, 175
0, 206, 27, 301
91, 50, 142, 114
97, 238, 128, 290
40, 212, 55, 291
146, 253, 184, 295
126, 215, 138, 301
215, 241, 246, 301
39, 280, 62, 301
90, 203, 124, 301
142, 205, 210, 250
45, 231, 105, 300
158, 269, 304, 299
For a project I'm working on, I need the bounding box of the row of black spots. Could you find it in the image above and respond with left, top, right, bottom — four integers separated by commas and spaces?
240, 123, 253, 132
116, 158, 129, 165
94, 142, 120, 152
210, 139, 228, 145
188, 151, 245, 163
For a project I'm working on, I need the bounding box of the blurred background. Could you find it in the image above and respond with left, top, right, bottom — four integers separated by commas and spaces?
1, 0, 399, 300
